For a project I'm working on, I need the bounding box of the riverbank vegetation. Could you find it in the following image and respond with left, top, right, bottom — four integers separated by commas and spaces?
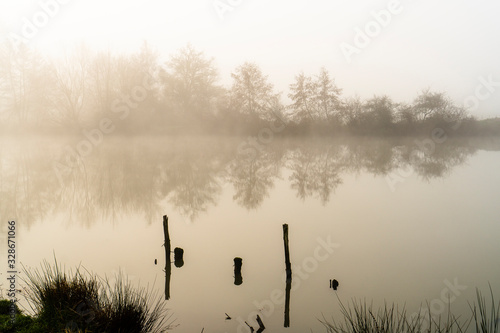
1, 41, 499, 137
321, 288, 499, 333
2, 272, 498, 333
0, 261, 172, 333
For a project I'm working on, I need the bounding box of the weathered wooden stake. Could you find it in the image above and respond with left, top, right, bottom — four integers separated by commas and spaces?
245, 321, 254, 333
284, 278, 291, 327
283, 223, 292, 327
283, 224, 292, 281
163, 215, 171, 300
234, 257, 243, 285
256, 314, 266, 333
174, 247, 184, 268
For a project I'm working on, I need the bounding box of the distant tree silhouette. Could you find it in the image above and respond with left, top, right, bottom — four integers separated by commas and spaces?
0, 42, 485, 136
413, 89, 450, 122
288, 72, 316, 123
396, 102, 418, 133
315, 67, 342, 123
0, 41, 51, 125
363, 95, 395, 134
229, 62, 280, 123
160, 44, 220, 119
342, 96, 364, 131
288, 68, 342, 128
48, 44, 94, 130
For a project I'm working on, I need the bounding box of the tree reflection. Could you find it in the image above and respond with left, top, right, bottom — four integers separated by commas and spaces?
397, 140, 475, 181
0, 140, 60, 228
230, 159, 275, 209
341, 138, 397, 176
228, 147, 284, 209
0, 136, 495, 227
288, 146, 343, 205
160, 155, 223, 221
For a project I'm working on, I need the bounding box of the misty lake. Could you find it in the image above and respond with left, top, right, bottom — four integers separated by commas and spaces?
1, 135, 499, 332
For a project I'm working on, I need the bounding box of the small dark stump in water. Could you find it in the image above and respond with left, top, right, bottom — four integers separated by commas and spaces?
154, 259, 157, 265
234, 257, 243, 285
174, 247, 184, 268
330, 279, 339, 290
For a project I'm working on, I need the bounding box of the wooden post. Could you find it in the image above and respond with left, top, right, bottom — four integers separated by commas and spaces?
244, 321, 254, 333
283, 224, 292, 281
174, 247, 184, 268
163, 215, 171, 300
234, 257, 243, 285
283, 223, 292, 327
284, 278, 291, 327
256, 314, 266, 333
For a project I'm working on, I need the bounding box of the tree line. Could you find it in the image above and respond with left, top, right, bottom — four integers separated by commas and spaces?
0, 41, 497, 136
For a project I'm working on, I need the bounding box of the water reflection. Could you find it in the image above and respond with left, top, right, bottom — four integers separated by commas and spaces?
163, 215, 171, 300
283, 223, 292, 327
0, 137, 496, 226
287, 146, 343, 204
229, 155, 281, 209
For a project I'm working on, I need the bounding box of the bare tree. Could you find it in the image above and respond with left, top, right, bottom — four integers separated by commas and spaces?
288, 72, 316, 122
288, 68, 342, 125
314, 67, 342, 122
160, 44, 219, 117
48, 44, 92, 129
412, 89, 450, 121
230, 62, 280, 121
0, 41, 51, 125
342, 96, 364, 129
364, 95, 395, 131
88, 49, 117, 116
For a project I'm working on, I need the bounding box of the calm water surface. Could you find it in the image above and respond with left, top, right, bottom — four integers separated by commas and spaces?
1, 135, 499, 332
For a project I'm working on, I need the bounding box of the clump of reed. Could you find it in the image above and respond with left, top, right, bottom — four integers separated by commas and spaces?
470, 287, 499, 333
322, 286, 499, 333
20, 259, 174, 333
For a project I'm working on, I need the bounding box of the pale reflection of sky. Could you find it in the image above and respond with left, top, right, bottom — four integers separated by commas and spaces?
3, 138, 499, 333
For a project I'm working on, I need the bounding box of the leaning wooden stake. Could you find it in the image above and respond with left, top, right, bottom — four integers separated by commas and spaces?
245, 321, 254, 333
256, 314, 266, 333
163, 215, 171, 300
283, 223, 292, 327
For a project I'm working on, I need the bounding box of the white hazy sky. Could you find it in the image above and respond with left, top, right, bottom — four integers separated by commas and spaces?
1, 0, 500, 118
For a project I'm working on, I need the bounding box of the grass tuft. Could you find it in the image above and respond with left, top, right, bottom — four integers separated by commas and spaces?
470, 285, 500, 333
320, 291, 500, 333
19, 259, 174, 333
